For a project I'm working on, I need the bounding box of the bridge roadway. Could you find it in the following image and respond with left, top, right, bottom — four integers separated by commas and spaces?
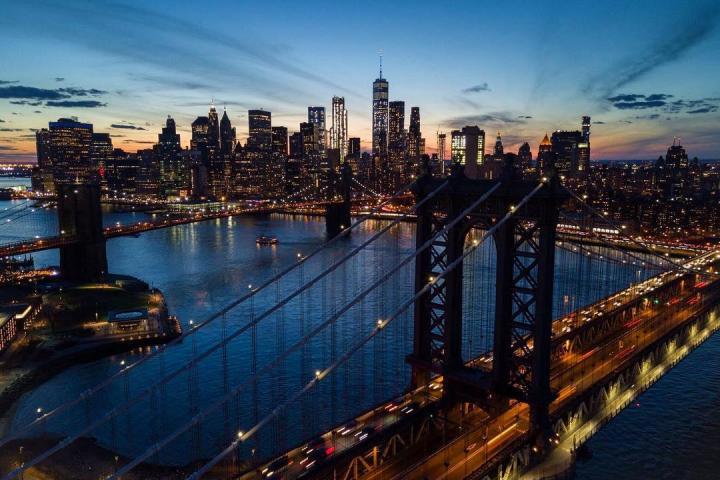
242, 251, 720, 480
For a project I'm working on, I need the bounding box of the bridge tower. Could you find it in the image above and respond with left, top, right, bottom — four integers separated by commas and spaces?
57, 182, 108, 282
407, 156, 568, 447
325, 162, 353, 239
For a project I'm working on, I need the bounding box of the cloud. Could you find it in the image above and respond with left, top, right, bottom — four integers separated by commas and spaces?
122, 139, 154, 144
10, 100, 43, 106
0, 145, 17, 151
607, 93, 719, 114
3, 1, 359, 102
634, 114, 661, 120
584, 6, 719, 99
592, 121, 606, 124
517, 115, 533, 119
45, 100, 107, 107
442, 111, 530, 128
0, 85, 70, 100
0, 119, 4, 123
110, 123, 146, 130
0, 128, 24, 132
55, 77, 65, 82
687, 106, 718, 114
462, 82, 491, 93
34, 110, 42, 113
0, 80, 18, 85
58, 87, 107, 96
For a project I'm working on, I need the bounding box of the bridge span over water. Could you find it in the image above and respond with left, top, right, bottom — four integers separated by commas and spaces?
0, 158, 718, 480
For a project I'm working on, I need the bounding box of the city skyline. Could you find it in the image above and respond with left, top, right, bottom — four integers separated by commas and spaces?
1, 0, 720, 163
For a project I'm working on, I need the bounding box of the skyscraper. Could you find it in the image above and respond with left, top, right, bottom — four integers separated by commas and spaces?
207, 104, 220, 151
451, 126, 485, 179
537, 133, 553, 173
388, 100, 406, 176
372, 61, 389, 161
408, 107, 421, 164
437, 132, 446, 162
493, 132, 504, 157
579, 116, 591, 173
46, 118, 94, 184
191, 116, 210, 153
551, 130, 582, 174
90, 133, 113, 191
518, 142, 533, 176
308, 106, 326, 155
330, 96, 348, 163
272, 126, 288, 157
247, 110, 272, 152
154, 116, 184, 194
219, 108, 236, 154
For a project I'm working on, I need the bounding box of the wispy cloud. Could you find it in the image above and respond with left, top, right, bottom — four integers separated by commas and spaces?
0, 80, 18, 85
55, 77, 64, 82
45, 100, 107, 108
441, 111, 530, 128
110, 123, 145, 130
585, 6, 720, 99
462, 82, 491, 93
0, 85, 69, 100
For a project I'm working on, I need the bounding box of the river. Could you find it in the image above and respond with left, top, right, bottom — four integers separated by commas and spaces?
0, 177, 717, 478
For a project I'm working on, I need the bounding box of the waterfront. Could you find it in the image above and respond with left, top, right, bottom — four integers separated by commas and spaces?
0, 179, 717, 477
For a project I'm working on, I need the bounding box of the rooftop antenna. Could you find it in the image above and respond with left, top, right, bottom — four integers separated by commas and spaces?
378, 49, 384, 79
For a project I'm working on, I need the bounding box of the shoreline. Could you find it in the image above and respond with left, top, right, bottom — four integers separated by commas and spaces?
0, 331, 180, 438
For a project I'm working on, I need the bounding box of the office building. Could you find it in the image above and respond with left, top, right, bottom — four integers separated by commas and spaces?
247, 109, 272, 152
308, 106, 326, 155
451, 126, 485, 178
372, 63, 389, 161
330, 96, 348, 163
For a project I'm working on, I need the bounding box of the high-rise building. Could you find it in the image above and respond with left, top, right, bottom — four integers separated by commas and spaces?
437, 132, 447, 162
247, 109, 272, 152
208, 104, 220, 151
537, 133, 553, 173
191, 116, 210, 153
372, 61, 389, 161
579, 115, 591, 173
308, 106, 326, 155
219, 108, 236, 154
408, 107, 421, 164
551, 130, 582, 174
46, 118, 94, 184
90, 133, 113, 191
154, 116, 184, 196
450, 126, 485, 178
388, 100, 406, 174
289, 132, 304, 158
272, 126, 288, 157
518, 142, 533, 176
493, 132, 504, 157
348, 137, 361, 158
330, 97, 348, 163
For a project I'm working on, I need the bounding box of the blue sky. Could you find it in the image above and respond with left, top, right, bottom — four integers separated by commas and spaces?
0, 0, 719, 162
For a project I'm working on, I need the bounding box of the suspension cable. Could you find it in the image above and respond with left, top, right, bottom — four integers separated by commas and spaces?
186, 182, 544, 479
1, 180, 448, 476
0, 179, 418, 447
107, 180, 505, 479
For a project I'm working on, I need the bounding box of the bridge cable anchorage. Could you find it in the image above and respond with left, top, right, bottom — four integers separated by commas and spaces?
0, 178, 422, 451
564, 186, 720, 279
1, 180, 448, 477
103, 180, 502, 479
185, 181, 545, 480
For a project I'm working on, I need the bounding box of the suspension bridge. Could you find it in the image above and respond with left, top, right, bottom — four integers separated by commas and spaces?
0, 157, 719, 480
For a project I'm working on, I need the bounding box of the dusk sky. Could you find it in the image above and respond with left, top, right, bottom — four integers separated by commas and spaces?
1, 0, 719, 163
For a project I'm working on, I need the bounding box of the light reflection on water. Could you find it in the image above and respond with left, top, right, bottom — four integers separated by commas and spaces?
0, 185, 713, 477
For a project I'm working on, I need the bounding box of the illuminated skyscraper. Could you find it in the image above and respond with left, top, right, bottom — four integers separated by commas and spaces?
579, 115, 591, 173
537, 133, 553, 173
330, 96, 348, 162
493, 132, 504, 157
90, 133, 113, 191
518, 142, 533, 176
272, 126, 288, 157
208, 104, 220, 151
408, 107, 421, 165
247, 109, 272, 152
47, 118, 94, 184
191, 116, 209, 153
450, 126, 484, 178
437, 132, 446, 163
372, 59, 389, 160
308, 106, 326, 155
388, 100, 406, 175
